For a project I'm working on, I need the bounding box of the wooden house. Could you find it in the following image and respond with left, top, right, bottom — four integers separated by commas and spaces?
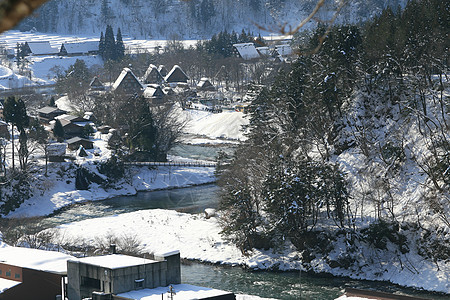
59, 41, 98, 56
165, 65, 189, 83
143, 64, 164, 84
54, 119, 84, 137
22, 41, 59, 56
47, 142, 67, 162
37, 106, 67, 123
66, 137, 94, 150
112, 68, 144, 95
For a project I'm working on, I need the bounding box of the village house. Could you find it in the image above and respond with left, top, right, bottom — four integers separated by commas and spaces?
89, 76, 105, 91
54, 118, 85, 137
143, 64, 164, 85
59, 41, 99, 56
197, 78, 216, 92
232, 43, 260, 60
112, 68, 144, 95
22, 41, 59, 56
66, 136, 94, 150
164, 65, 189, 84
37, 106, 67, 123
142, 84, 165, 105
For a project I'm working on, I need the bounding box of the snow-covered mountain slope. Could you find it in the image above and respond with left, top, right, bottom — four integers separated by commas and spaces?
16, 0, 406, 39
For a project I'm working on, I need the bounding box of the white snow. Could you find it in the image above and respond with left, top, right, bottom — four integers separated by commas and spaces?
0, 278, 21, 294
0, 244, 76, 274
75, 254, 157, 269
182, 108, 249, 142
117, 284, 232, 300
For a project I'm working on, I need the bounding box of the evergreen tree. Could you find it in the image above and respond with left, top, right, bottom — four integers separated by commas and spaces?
103, 25, 116, 61
53, 119, 65, 142
48, 96, 56, 107
3, 96, 29, 170
115, 27, 125, 60
99, 31, 105, 58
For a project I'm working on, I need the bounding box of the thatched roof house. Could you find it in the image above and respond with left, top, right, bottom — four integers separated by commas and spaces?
197, 78, 215, 91
112, 68, 144, 95
165, 65, 189, 83
143, 64, 164, 84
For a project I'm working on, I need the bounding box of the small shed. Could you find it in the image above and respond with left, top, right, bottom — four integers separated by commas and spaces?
66, 137, 94, 151
164, 65, 188, 83
47, 142, 67, 162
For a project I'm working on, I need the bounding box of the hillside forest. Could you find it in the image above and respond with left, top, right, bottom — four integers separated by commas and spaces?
218, 0, 449, 274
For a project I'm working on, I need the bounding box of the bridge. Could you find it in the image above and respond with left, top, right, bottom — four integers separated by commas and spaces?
124, 161, 217, 168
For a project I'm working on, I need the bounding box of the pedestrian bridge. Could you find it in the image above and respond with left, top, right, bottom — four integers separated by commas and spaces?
124, 161, 217, 168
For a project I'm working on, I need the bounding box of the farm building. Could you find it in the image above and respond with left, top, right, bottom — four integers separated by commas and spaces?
59, 41, 98, 56
22, 41, 59, 56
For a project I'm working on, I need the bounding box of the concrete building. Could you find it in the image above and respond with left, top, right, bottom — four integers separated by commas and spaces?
67, 251, 181, 300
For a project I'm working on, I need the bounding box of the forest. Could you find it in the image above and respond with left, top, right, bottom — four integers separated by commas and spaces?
217, 0, 449, 269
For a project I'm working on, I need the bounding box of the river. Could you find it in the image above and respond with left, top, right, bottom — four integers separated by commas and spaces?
41, 184, 447, 300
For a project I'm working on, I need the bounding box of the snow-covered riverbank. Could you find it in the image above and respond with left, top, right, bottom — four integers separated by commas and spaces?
50, 208, 449, 295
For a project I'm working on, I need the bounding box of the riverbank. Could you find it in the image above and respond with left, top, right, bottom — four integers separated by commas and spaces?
50, 208, 449, 295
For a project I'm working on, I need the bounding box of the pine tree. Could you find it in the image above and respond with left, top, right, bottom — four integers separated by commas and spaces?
115, 27, 125, 60
53, 119, 65, 142
103, 25, 116, 61
99, 31, 105, 58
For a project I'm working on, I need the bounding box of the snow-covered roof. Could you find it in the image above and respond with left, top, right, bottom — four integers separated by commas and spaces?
117, 284, 233, 300
112, 68, 144, 91
25, 41, 59, 55
164, 65, 189, 83
66, 136, 92, 144
274, 44, 292, 57
61, 41, 98, 54
143, 84, 164, 98
233, 43, 260, 60
75, 254, 157, 269
37, 106, 66, 115
47, 143, 67, 156
256, 46, 270, 56
0, 245, 76, 275
0, 278, 21, 294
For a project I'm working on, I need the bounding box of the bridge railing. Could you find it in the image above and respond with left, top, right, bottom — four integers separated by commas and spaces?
124, 161, 217, 168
